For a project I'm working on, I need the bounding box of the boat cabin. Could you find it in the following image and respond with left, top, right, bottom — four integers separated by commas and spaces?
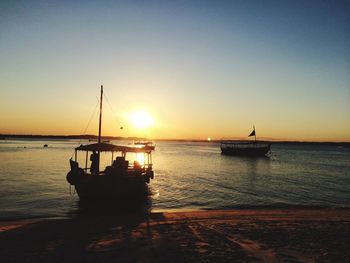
72, 142, 153, 175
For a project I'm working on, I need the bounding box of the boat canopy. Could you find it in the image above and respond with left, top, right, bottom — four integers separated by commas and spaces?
75, 142, 153, 153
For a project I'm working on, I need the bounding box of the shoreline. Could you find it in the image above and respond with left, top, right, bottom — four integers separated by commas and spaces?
1, 208, 349, 262
1, 206, 350, 224
1, 207, 349, 225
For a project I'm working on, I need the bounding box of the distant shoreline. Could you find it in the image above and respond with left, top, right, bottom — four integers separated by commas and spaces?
0, 134, 350, 146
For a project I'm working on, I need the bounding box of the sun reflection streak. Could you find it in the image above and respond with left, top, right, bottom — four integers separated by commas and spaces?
135, 153, 145, 165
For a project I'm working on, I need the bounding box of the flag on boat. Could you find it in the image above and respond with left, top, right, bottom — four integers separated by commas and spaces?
248, 129, 255, 137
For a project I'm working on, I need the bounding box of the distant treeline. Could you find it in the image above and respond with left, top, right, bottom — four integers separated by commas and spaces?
269, 141, 350, 147
0, 134, 139, 141
0, 134, 349, 147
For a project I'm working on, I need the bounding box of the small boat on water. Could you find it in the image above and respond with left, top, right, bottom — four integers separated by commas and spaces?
134, 140, 155, 150
220, 126, 271, 157
88, 139, 110, 143
66, 86, 154, 201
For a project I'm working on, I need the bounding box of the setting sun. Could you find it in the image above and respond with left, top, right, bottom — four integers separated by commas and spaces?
129, 111, 154, 129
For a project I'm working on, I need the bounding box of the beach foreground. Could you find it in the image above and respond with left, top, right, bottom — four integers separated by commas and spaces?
1, 209, 349, 262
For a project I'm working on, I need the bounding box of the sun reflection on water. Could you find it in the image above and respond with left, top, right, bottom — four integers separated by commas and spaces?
135, 153, 145, 165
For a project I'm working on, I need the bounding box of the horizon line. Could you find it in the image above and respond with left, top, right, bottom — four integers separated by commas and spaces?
1, 133, 350, 144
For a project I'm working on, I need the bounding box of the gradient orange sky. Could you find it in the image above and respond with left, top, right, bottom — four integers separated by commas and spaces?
1, 1, 349, 141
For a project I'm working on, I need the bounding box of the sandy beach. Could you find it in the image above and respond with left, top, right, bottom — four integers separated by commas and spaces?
1, 209, 350, 262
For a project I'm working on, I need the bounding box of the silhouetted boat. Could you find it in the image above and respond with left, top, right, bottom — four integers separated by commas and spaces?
88, 139, 110, 143
134, 141, 155, 150
220, 126, 271, 157
66, 86, 154, 201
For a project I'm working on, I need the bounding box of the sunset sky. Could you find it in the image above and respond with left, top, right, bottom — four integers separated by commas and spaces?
1, 1, 349, 141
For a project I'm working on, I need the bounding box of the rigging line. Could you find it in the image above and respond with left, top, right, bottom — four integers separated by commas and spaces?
103, 92, 124, 131
70, 99, 100, 158
103, 91, 116, 116
81, 99, 100, 136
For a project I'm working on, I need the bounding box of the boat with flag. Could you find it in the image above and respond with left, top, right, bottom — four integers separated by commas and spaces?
220, 126, 271, 157
66, 85, 154, 201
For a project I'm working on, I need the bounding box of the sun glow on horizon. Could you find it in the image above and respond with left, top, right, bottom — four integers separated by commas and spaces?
129, 111, 154, 129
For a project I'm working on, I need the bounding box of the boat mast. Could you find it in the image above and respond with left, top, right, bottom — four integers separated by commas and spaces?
97, 85, 103, 173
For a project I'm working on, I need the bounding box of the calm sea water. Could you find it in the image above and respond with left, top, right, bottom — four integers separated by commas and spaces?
0, 139, 349, 220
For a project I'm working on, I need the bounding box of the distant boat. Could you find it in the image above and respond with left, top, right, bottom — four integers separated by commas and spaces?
134, 141, 155, 151
220, 126, 271, 157
66, 86, 155, 201
88, 139, 110, 143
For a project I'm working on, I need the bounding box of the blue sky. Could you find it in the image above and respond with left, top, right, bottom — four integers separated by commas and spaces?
1, 1, 349, 140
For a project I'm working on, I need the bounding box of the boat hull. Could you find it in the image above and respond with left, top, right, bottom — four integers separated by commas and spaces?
221, 143, 271, 157
74, 174, 150, 201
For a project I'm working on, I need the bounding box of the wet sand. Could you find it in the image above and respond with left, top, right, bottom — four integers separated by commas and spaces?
1, 209, 350, 262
